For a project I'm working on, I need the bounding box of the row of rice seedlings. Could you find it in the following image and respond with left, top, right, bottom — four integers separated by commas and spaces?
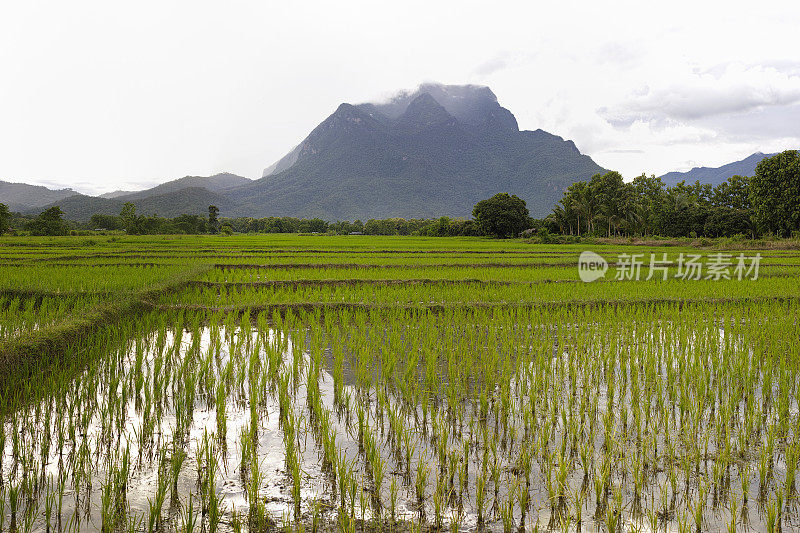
0, 264, 196, 292
204, 261, 800, 284
205, 264, 583, 284
0, 294, 101, 341
6, 243, 797, 267
5, 242, 579, 265
159, 275, 800, 309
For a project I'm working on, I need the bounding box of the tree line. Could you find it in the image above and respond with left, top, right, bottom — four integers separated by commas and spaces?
543, 150, 800, 239
0, 201, 481, 237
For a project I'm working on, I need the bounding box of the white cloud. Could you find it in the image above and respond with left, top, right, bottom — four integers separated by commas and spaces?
474, 56, 510, 78
601, 64, 800, 124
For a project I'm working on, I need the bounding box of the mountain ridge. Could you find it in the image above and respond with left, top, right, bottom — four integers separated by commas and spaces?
115, 173, 251, 201
33, 187, 235, 222
21, 173, 247, 222
0, 180, 78, 212
659, 152, 778, 186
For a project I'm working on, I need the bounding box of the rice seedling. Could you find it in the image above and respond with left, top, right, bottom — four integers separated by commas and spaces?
388, 475, 398, 529
180, 496, 199, 532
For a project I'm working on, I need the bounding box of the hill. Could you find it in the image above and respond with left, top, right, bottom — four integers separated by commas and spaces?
26, 173, 247, 221
0, 180, 78, 212
33, 187, 234, 222
116, 173, 251, 201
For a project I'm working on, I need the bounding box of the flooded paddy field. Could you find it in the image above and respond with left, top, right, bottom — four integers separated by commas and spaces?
2, 235, 800, 532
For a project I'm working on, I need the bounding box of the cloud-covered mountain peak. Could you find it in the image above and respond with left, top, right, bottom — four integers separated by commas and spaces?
358, 83, 518, 133
392, 92, 457, 134
253, 83, 602, 218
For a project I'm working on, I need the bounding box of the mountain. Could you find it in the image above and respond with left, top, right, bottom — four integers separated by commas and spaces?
244, 83, 604, 219
26, 173, 248, 222
131, 187, 234, 217
115, 173, 251, 201
96, 173, 251, 200
660, 152, 777, 186
36, 187, 235, 222
0, 180, 78, 212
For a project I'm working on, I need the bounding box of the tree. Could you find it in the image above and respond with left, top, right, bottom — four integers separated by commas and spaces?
90, 213, 123, 230
570, 181, 596, 236
472, 193, 530, 238
0, 203, 10, 235
630, 174, 667, 236
588, 171, 627, 237
548, 204, 570, 235
28, 206, 69, 236
703, 207, 753, 237
120, 202, 144, 234
712, 175, 751, 210
208, 205, 220, 234
750, 151, 800, 236
173, 214, 208, 234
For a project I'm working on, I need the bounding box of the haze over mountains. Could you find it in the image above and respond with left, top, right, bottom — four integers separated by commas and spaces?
1, 83, 787, 222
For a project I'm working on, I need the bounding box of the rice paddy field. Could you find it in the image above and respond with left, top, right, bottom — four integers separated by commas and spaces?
2, 234, 800, 532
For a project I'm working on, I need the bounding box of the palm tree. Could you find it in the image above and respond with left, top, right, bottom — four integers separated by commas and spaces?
599, 196, 624, 237
623, 204, 647, 236
549, 205, 569, 235
573, 186, 596, 236
557, 199, 577, 235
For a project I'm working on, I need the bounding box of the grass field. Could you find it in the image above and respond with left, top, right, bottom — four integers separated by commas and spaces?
1, 235, 799, 532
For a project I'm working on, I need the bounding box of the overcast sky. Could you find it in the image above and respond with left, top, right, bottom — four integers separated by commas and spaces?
1, 0, 799, 194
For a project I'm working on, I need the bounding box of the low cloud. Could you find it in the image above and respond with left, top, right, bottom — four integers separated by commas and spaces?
474, 56, 509, 77
593, 41, 643, 68
697, 102, 800, 142
601, 63, 800, 126
472, 51, 536, 79
744, 60, 800, 77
